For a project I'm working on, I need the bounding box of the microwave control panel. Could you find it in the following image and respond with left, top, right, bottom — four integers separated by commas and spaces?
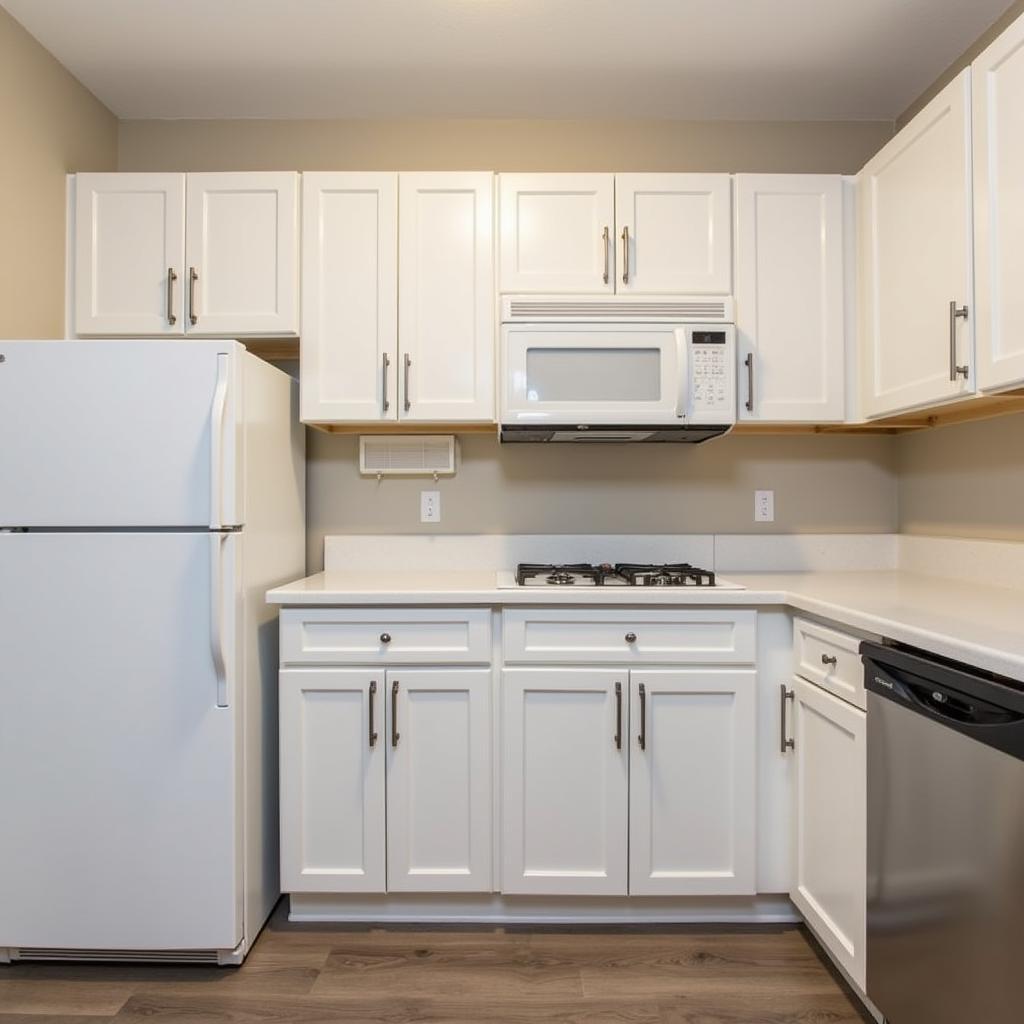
689, 327, 736, 422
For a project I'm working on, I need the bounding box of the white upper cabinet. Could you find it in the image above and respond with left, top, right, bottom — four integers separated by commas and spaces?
973, 12, 1024, 392
300, 173, 398, 422
615, 174, 732, 294
74, 173, 185, 336
499, 174, 615, 293
629, 670, 756, 896
398, 173, 495, 422
185, 172, 299, 337
857, 70, 975, 418
735, 174, 846, 422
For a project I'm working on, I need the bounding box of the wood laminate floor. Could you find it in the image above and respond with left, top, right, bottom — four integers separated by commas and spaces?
0, 902, 873, 1023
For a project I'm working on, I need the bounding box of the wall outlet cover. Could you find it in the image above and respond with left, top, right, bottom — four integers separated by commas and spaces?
754, 489, 775, 523
420, 490, 441, 524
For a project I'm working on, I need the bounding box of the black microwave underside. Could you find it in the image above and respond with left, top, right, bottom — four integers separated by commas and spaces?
499, 424, 733, 443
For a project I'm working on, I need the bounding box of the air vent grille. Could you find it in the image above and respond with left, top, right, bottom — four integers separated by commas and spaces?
359, 435, 457, 477
505, 298, 732, 322
13, 947, 221, 964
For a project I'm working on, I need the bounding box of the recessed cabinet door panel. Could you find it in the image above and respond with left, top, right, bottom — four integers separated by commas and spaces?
399, 173, 495, 421
386, 669, 492, 892
974, 15, 1024, 392
301, 173, 398, 422
500, 174, 615, 293
74, 173, 185, 335
616, 174, 732, 294
857, 71, 974, 418
791, 676, 866, 989
186, 172, 299, 336
502, 668, 628, 895
629, 670, 756, 896
279, 669, 385, 893
735, 175, 845, 422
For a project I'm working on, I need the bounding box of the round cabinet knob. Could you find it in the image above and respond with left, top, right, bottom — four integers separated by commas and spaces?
625, 632, 638, 644
380, 633, 392, 644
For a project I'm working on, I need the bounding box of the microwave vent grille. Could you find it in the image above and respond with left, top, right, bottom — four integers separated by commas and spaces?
506, 299, 731, 321
359, 435, 457, 477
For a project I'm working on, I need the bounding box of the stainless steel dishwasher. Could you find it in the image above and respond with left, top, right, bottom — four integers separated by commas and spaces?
862, 641, 1024, 1024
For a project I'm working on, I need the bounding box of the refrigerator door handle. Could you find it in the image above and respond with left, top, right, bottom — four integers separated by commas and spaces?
210, 532, 229, 708
209, 354, 230, 530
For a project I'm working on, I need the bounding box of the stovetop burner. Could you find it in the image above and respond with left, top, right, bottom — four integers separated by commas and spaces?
515, 562, 717, 587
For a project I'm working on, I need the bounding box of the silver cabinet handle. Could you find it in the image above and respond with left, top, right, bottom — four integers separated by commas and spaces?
949, 300, 969, 381
637, 682, 647, 751
391, 680, 400, 747
780, 685, 795, 753
382, 353, 391, 413
625, 632, 637, 644
614, 681, 622, 750
744, 353, 755, 412
166, 268, 178, 325
621, 225, 630, 285
368, 680, 378, 748
403, 353, 412, 413
821, 653, 837, 667
602, 226, 610, 285
188, 267, 199, 326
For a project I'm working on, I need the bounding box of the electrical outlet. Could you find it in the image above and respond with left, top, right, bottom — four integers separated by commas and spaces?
420, 490, 441, 524
754, 489, 775, 523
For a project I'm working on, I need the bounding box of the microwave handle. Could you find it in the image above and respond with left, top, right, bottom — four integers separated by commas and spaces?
675, 328, 688, 419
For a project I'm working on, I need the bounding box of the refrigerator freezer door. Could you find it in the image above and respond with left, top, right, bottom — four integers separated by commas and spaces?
0, 531, 242, 951
0, 340, 239, 529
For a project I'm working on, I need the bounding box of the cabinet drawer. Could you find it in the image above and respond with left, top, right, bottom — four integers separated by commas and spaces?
793, 617, 864, 709
502, 608, 756, 665
280, 608, 491, 665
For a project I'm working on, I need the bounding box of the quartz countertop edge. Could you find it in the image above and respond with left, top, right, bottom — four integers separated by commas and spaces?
267, 569, 1024, 684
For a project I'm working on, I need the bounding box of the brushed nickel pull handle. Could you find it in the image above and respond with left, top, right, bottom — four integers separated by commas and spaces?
602, 226, 610, 285
368, 680, 378, 748
614, 681, 622, 750
380, 632, 391, 644
744, 353, 755, 412
391, 680, 400, 747
382, 353, 391, 413
821, 653, 838, 668
637, 682, 647, 751
166, 268, 178, 325
625, 632, 637, 644
403, 353, 412, 413
949, 300, 969, 381
780, 685, 795, 753
621, 225, 630, 285
188, 267, 199, 326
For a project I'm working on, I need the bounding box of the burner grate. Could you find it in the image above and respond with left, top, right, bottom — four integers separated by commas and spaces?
514, 562, 716, 587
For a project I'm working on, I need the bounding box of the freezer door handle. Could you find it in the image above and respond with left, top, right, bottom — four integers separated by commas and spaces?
210, 532, 229, 708
209, 354, 230, 529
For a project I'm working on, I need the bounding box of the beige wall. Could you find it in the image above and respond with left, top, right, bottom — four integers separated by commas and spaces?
0, 9, 117, 338
118, 118, 891, 174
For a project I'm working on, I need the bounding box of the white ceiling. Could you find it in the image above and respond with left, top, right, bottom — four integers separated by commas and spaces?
2, 0, 1015, 121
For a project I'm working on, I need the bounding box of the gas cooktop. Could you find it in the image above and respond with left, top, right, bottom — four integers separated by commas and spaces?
497, 562, 744, 589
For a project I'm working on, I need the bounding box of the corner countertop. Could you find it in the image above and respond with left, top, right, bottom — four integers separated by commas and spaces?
267, 569, 1024, 683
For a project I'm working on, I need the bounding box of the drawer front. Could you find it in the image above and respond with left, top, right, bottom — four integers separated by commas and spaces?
281, 608, 491, 665
793, 616, 864, 709
502, 608, 757, 665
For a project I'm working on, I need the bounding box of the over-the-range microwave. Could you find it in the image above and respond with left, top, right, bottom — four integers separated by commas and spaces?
499, 295, 737, 443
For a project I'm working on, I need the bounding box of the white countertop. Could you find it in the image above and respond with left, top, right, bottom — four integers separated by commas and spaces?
267, 569, 1024, 682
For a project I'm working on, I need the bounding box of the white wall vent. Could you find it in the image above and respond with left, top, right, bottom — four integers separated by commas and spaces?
359, 435, 457, 478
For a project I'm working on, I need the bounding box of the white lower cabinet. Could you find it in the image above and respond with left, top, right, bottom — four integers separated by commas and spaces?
629, 670, 756, 896
790, 673, 867, 990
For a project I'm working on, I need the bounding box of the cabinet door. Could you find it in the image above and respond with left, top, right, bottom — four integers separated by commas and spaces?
499, 174, 615, 293
301, 173, 398, 422
615, 174, 731, 295
791, 676, 866, 990
974, 14, 1024, 392
74, 173, 185, 336
386, 669, 492, 892
398, 173, 495, 421
735, 175, 846, 422
629, 670, 756, 896
185, 172, 299, 336
857, 70, 974, 418
501, 668, 628, 895
279, 669, 385, 893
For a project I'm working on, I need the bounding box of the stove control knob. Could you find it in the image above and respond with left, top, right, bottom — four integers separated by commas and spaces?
625, 632, 637, 644
380, 633, 392, 644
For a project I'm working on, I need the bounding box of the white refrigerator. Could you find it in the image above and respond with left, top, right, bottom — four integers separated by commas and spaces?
0, 340, 305, 964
